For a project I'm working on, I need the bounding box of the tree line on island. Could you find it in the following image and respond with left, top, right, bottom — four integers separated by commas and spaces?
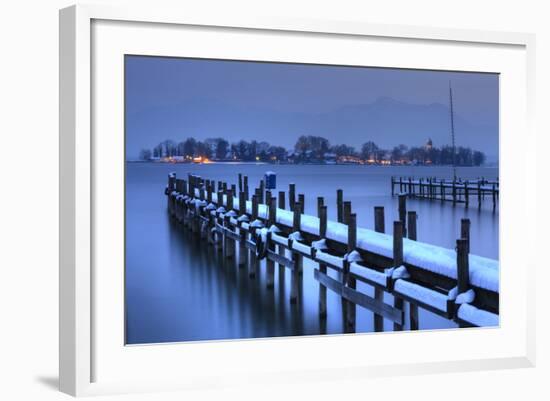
139, 135, 486, 166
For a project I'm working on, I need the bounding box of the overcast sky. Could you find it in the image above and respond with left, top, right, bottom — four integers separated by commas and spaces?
125, 55, 499, 159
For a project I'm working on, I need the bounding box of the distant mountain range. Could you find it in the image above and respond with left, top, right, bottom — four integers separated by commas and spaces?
126, 96, 498, 159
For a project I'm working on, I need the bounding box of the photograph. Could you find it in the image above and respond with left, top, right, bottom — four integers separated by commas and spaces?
124, 55, 499, 345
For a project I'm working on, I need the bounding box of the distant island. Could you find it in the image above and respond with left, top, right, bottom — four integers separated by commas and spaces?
135, 135, 487, 167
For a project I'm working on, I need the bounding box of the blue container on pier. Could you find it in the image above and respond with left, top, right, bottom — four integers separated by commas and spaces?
264, 171, 276, 189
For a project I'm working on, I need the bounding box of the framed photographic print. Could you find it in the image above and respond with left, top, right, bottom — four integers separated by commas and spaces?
60, 4, 536, 396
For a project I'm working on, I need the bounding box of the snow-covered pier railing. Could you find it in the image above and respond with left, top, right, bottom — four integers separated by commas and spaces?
166, 172, 499, 333
391, 176, 499, 210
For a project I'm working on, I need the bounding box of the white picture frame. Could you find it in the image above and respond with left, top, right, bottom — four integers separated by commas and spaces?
59, 4, 536, 397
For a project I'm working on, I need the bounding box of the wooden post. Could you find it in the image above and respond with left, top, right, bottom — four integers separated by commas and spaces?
238, 173, 243, 193
391, 176, 395, 196
461, 218, 471, 254
289, 183, 296, 212
318, 199, 327, 318
452, 179, 457, 206
266, 196, 276, 289
244, 176, 249, 200
290, 202, 302, 304
440, 180, 444, 202
398, 194, 407, 237
224, 190, 235, 259
373, 206, 385, 332
167, 173, 176, 212
407, 211, 417, 241
393, 221, 404, 331
298, 194, 305, 213
238, 191, 247, 267
399, 177, 403, 192
457, 239, 470, 294
248, 195, 259, 278
343, 201, 351, 225
337, 189, 344, 223
410, 303, 419, 330
346, 213, 357, 332
278, 191, 286, 272
259, 179, 265, 204
464, 181, 469, 208
477, 181, 482, 209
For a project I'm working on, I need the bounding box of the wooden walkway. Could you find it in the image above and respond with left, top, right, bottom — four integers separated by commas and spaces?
165, 172, 499, 333
391, 176, 499, 210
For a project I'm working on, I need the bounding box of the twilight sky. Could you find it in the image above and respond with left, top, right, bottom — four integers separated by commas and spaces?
125, 55, 499, 159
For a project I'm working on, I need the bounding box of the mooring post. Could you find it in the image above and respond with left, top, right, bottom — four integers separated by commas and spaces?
243, 175, 249, 200
391, 176, 395, 196
398, 193, 407, 237
461, 218, 471, 254
456, 238, 470, 327
440, 180, 444, 202
393, 221, 404, 331
452, 179, 457, 206
346, 213, 357, 332
407, 211, 417, 241
238, 173, 243, 193
277, 191, 286, 273
238, 191, 247, 267
167, 173, 176, 212
289, 183, 296, 212
343, 201, 351, 225
266, 196, 277, 289
225, 190, 235, 259
259, 180, 265, 204
318, 198, 327, 319
370, 208, 384, 329
248, 195, 259, 278
399, 177, 403, 192
298, 194, 305, 214
290, 202, 302, 304
464, 181, 469, 208
477, 181, 482, 209
337, 189, 344, 223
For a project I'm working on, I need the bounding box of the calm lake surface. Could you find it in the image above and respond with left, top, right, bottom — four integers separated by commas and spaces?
125, 162, 499, 344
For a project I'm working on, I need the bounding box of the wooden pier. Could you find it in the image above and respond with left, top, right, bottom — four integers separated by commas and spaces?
165, 172, 499, 333
391, 176, 499, 210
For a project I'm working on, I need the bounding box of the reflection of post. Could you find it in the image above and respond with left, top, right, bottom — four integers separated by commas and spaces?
290, 202, 302, 304
318, 198, 327, 319
407, 211, 417, 241
393, 221, 404, 331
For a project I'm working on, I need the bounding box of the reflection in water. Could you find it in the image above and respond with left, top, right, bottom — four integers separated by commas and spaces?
125, 163, 498, 344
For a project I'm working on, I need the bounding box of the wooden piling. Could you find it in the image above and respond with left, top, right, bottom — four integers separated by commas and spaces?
461, 218, 471, 254
343, 201, 351, 225
278, 191, 286, 272
289, 183, 296, 212
224, 189, 235, 259
249, 195, 258, 278
393, 220, 404, 331
298, 194, 305, 213
337, 189, 344, 223
238, 191, 247, 267
457, 238, 470, 294
290, 201, 302, 304
318, 199, 327, 319
266, 196, 276, 289
243, 176, 249, 200
346, 213, 357, 331
398, 194, 407, 237
373, 206, 385, 331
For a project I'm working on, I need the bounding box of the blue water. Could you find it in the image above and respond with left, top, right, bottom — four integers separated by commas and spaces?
125, 163, 498, 344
